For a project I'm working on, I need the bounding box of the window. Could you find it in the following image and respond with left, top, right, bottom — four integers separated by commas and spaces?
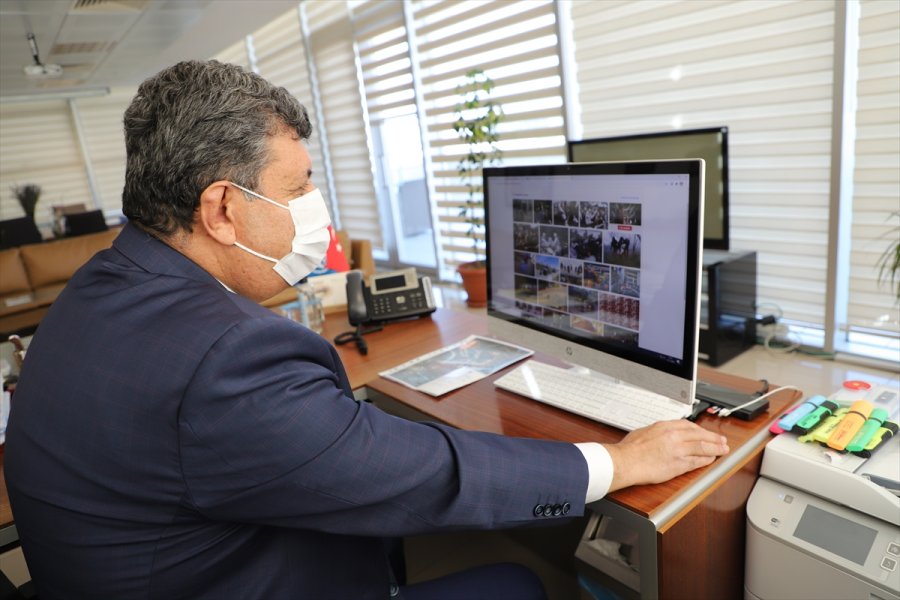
0, 100, 92, 226
409, 0, 567, 279
352, 0, 436, 268
568, 0, 898, 361
845, 0, 900, 360
303, 0, 384, 249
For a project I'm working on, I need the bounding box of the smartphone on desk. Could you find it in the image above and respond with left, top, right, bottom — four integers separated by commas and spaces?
346, 268, 436, 326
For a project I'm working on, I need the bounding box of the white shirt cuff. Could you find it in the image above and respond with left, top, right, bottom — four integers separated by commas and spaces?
575, 442, 614, 503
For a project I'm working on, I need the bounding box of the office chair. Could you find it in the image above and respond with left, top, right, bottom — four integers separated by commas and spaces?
0, 218, 42, 250
63, 210, 108, 237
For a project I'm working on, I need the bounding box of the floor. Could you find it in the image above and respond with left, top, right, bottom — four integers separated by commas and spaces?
1, 284, 897, 596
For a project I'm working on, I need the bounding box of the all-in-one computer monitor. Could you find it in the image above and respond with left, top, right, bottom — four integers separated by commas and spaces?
568, 127, 728, 250
485, 160, 704, 405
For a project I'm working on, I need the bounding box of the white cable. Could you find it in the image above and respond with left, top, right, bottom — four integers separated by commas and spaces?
717, 385, 803, 418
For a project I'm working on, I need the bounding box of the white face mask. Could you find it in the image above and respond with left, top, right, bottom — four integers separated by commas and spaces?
230, 182, 332, 286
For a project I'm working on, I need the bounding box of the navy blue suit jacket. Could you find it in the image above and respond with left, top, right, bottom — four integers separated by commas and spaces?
6, 224, 588, 599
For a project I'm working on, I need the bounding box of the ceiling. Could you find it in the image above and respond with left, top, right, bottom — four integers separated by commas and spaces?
0, 0, 301, 100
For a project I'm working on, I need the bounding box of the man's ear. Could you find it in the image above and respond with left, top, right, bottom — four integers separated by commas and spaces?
198, 181, 236, 245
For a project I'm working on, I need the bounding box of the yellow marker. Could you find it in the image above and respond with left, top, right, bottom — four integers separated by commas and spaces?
801, 407, 849, 444
827, 400, 873, 451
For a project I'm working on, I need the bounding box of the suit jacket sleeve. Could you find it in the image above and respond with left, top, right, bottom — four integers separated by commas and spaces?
178, 316, 589, 537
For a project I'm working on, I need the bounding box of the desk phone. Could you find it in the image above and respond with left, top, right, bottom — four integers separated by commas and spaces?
346, 268, 436, 326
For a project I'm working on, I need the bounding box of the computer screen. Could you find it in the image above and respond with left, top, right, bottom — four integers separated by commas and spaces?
485, 160, 704, 402
568, 127, 728, 250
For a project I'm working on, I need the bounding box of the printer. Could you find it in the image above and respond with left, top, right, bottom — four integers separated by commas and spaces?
745, 384, 900, 600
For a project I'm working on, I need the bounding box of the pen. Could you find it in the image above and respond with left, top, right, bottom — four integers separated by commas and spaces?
852, 421, 899, 458
794, 400, 839, 434
827, 400, 873, 451
800, 407, 849, 445
778, 395, 826, 432
846, 408, 889, 453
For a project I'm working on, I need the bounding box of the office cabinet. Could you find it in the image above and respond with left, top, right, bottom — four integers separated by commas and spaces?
699, 250, 757, 366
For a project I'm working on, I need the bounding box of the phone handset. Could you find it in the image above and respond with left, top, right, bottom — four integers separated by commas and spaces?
346, 270, 368, 326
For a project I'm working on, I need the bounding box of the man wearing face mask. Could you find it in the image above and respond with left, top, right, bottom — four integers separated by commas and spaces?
5, 60, 728, 600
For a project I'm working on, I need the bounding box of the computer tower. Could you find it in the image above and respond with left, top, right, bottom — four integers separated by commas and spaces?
699, 250, 757, 366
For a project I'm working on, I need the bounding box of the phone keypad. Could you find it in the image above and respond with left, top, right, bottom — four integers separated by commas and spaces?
371, 291, 429, 318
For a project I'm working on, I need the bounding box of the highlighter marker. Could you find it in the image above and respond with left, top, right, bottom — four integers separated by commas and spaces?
778, 395, 826, 432
770, 404, 798, 434
804, 407, 850, 445
827, 400, 873, 451
846, 408, 889, 453
793, 400, 839, 434
853, 421, 899, 458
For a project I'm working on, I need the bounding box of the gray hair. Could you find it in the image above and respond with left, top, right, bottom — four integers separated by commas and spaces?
122, 60, 312, 236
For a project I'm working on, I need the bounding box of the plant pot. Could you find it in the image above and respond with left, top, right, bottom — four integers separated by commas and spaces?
457, 261, 487, 308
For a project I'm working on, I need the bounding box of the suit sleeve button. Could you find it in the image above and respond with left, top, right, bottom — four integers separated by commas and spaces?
542, 505, 554, 517
533, 504, 544, 517
552, 504, 562, 516
562, 503, 571, 515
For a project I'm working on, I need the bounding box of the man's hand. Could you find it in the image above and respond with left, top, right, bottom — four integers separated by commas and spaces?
603, 420, 729, 492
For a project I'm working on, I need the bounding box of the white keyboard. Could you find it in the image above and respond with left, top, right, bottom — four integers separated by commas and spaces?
493, 360, 693, 431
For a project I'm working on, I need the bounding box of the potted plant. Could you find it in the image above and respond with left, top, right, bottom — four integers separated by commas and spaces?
11, 183, 41, 222
877, 212, 900, 303
452, 69, 503, 307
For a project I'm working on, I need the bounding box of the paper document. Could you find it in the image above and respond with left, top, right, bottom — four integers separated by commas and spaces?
379, 335, 533, 396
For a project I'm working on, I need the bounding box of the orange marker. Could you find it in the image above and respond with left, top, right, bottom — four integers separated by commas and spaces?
827, 400, 873, 451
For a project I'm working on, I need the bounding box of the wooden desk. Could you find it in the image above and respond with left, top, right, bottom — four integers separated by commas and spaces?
323, 308, 801, 600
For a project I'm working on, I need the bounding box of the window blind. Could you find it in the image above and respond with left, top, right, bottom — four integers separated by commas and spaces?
73, 87, 135, 215
410, 0, 567, 277
352, 0, 416, 123
303, 0, 384, 249
847, 0, 900, 339
571, 0, 837, 328
243, 8, 334, 227
0, 100, 92, 226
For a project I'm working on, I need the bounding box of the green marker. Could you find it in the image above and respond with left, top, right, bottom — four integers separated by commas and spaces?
794, 400, 839, 434
852, 421, 898, 458
847, 408, 889, 453
801, 407, 849, 445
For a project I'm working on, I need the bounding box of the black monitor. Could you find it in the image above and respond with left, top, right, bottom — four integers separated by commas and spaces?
485, 159, 705, 403
568, 127, 728, 250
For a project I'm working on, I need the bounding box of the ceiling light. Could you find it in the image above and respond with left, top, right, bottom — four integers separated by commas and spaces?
23, 33, 64, 79
24, 63, 64, 78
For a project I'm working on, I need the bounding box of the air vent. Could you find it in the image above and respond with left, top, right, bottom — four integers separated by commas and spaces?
71, 0, 149, 12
